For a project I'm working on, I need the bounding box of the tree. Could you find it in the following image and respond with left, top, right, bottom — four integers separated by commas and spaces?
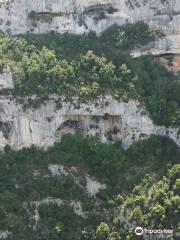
96, 223, 110, 240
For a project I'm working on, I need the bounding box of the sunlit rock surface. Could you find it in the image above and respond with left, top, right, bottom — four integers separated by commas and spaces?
0, 1, 180, 150
0, 66, 13, 90
0, 1, 180, 63
0, 95, 179, 151
0, 1, 179, 35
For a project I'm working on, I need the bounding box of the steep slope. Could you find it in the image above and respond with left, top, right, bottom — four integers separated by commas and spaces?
0, 0, 180, 65
0, 95, 180, 151
0, 0, 179, 35
0, 134, 179, 239
0, 23, 179, 152
0, 2, 179, 239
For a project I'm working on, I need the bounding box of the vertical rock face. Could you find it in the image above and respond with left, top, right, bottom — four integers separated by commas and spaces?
0, 0, 120, 34
0, 66, 13, 90
0, 0, 179, 56
0, 1, 179, 151
0, 1, 180, 57
0, 95, 179, 151
0, 0, 179, 35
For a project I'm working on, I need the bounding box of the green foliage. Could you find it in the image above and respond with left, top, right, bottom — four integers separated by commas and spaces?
96, 223, 110, 240
0, 134, 179, 239
0, 22, 179, 126
94, 164, 180, 240
0, 21, 179, 238
100, 22, 155, 50
22, 21, 154, 60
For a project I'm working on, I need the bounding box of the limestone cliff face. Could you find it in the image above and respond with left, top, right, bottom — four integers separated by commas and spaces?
0, 0, 179, 33
0, 95, 179, 151
0, 1, 180, 151
0, 66, 13, 90
0, 0, 180, 55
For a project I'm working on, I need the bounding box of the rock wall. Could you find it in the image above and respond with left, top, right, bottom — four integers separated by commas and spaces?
0, 0, 180, 57
0, 0, 179, 55
131, 34, 180, 56
0, 95, 179, 151
0, 0, 180, 151
0, 0, 179, 35
0, 66, 13, 90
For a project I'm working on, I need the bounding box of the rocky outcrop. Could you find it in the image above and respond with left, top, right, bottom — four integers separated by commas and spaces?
0, 1, 180, 59
0, 95, 179, 151
131, 33, 180, 71
86, 175, 106, 196
0, 1, 179, 36
0, 231, 10, 239
0, 66, 13, 90
0, 1, 179, 60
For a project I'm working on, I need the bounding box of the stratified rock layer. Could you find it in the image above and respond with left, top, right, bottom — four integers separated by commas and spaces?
0, 95, 179, 151
0, 1, 180, 151
0, 1, 179, 52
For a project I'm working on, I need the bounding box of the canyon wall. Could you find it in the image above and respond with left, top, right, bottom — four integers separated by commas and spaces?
0, 0, 179, 34
0, 0, 180, 151
0, 94, 179, 151
0, 0, 179, 55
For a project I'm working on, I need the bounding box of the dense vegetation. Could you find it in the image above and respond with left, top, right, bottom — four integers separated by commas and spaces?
0, 22, 179, 126
86, 164, 180, 240
0, 134, 179, 239
0, 21, 179, 239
